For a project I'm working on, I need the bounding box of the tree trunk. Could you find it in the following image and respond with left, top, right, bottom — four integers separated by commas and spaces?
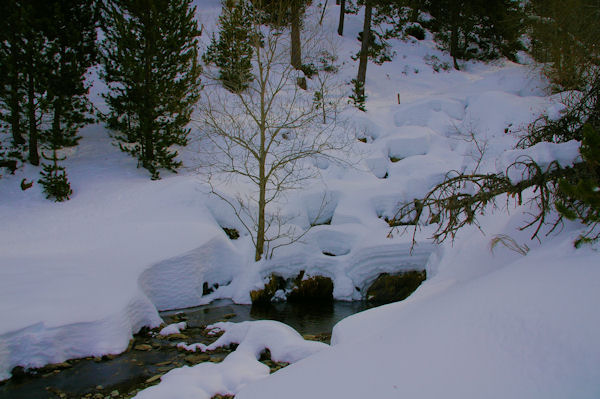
290, 1, 302, 69
256, 131, 267, 261
27, 62, 39, 166
337, 0, 345, 36
142, 11, 154, 170
356, 1, 372, 98
52, 97, 62, 145
450, 8, 460, 70
9, 36, 25, 146
256, 174, 266, 261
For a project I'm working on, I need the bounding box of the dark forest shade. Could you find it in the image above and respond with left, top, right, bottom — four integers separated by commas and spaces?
100, 0, 202, 179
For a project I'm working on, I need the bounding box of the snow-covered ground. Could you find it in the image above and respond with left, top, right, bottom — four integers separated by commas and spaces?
1, 1, 598, 396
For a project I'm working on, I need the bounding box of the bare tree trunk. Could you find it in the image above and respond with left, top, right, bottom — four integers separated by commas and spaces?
290, 1, 302, 69
256, 171, 266, 261
356, 1, 372, 98
337, 0, 345, 36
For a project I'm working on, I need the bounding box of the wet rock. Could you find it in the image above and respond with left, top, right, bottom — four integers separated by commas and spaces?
260, 359, 290, 373
134, 344, 153, 351
366, 270, 426, 304
166, 333, 189, 340
110, 390, 119, 397
10, 366, 27, 380
212, 395, 235, 399
223, 313, 236, 320
222, 227, 239, 240
155, 361, 172, 366
287, 272, 333, 303
45, 361, 72, 371
250, 274, 285, 304
146, 374, 163, 384
185, 353, 210, 364
96, 385, 104, 390
302, 332, 331, 343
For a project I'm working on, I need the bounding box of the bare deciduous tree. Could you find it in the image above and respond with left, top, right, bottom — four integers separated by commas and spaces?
196, 18, 348, 261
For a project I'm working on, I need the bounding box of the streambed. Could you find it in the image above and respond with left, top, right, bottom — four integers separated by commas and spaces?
0, 300, 370, 399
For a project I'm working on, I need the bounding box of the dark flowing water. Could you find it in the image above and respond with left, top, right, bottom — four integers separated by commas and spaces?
0, 300, 370, 399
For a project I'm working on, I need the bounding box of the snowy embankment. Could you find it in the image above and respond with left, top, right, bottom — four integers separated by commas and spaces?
132, 212, 600, 398
236, 215, 600, 399
1, 1, 597, 391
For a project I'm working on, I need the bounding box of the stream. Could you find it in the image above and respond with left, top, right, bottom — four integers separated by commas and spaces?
0, 300, 370, 399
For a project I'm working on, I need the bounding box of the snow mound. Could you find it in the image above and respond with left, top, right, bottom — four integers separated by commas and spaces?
393, 98, 465, 131
135, 320, 328, 399
139, 237, 243, 311
159, 322, 186, 336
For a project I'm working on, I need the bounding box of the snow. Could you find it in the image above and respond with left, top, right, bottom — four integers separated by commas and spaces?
135, 320, 327, 399
0, 1, 598, 397
236, 217, 600, 399
159, 322, 186, 336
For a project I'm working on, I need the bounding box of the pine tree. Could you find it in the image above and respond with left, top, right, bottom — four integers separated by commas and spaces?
38, 149, 72, 202
43, 0, 97, 149
204, 0, 254, 93
556, 125, 600, 246
101, 0, 202, 179
0, 1, 27, 148
423, 0, 524, 69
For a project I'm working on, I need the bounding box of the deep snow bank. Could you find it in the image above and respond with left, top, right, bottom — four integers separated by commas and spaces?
236, 217, 600, 399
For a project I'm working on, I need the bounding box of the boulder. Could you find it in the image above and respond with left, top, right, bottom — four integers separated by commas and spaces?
366, 270, 426, 304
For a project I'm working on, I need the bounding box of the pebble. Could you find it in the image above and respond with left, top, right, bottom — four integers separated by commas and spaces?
134, 344, 153, 351
155, 361, 171, 366
184, 353, 210, 364
166, 333, 188, 340
110, 389, 119, 397
146, 374, 163, 383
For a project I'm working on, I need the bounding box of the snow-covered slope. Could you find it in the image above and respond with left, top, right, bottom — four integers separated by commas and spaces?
237, 215, 600, 399
1, 1, 597, 390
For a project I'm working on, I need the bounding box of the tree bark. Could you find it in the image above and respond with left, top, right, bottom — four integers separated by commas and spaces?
9, 32, 25, 146
290, 1, 302, 69
356, 1, 372, 97
142, 9, 154, 169
337, 0, 345, 36
450, 7, 460, 70
27, 66, 39, 166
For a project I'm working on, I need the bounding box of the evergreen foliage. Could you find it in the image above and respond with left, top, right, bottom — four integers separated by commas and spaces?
203, 0, 254, 93
556, 125, 600, 246
0, 0, 96, 192
349, 79, 367, 112
423, 0, 524, 69
38, 150, 72, 202
100, 0, 202, 179
528, 0, 600, 91
43, 0, 97, 149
